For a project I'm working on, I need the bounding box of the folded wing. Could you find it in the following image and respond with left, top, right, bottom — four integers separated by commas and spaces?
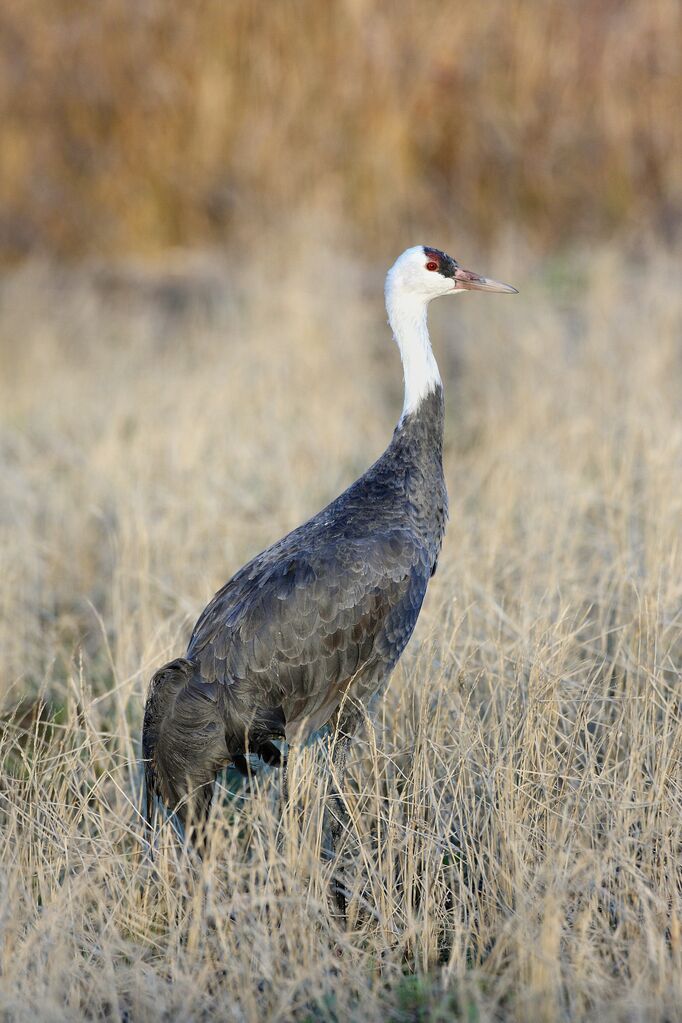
187, 529, 432, 734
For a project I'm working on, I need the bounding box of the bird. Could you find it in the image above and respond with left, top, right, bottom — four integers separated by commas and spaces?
142, 245, 517, 854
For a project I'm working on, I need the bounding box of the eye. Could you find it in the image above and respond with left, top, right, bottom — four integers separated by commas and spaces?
426, 261, 438, 272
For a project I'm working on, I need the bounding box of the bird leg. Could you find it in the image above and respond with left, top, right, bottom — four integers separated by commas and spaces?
258, 738, 287, 770
325, 729, 352, 918
177, 781, 216, 859
279, 743, 290, 812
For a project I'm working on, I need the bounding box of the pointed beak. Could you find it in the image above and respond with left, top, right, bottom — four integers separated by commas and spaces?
454, 267, 518, 294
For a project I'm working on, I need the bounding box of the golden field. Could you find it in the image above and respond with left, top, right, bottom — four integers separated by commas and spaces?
1, 0, 682, 1019
0, 0, 680, 260
1, 238, 681, 1020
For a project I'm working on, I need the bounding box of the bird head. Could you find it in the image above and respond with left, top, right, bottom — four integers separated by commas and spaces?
386, 245, 517, 302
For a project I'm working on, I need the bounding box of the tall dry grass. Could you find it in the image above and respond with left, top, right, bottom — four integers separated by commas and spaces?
1, 0, 681, 261
1, 237, 680, 1020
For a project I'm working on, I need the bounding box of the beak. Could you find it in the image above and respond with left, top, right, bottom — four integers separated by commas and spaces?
454, 267, 518, 294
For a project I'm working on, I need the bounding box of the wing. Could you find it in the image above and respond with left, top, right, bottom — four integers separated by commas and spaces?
186, 529, 432, 721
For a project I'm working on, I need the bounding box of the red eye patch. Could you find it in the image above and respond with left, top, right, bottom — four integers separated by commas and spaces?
426, 261, 438, 271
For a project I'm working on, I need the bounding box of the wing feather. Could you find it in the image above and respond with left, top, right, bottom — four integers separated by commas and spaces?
187, 528, 431, 726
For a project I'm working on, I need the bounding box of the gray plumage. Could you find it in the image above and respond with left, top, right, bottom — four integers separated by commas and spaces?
142, 244, 516, 843
143, 390, 446, 835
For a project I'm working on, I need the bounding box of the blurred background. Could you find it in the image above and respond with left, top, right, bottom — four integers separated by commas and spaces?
1, 0, 680, 263
1, 0, 682, 721
2, 5, 682, 1019
1, 0, 681, 718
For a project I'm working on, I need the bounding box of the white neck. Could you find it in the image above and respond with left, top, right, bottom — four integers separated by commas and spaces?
385, 286, 441, 420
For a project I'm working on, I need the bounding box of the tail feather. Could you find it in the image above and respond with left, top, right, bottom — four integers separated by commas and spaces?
141, 657, 287, 848
141, 658, 229, 848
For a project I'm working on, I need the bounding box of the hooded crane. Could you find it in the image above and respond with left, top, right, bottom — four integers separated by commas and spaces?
143, 245, 517, 850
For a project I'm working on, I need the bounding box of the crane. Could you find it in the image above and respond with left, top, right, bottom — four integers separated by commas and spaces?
142, 245, 517, 861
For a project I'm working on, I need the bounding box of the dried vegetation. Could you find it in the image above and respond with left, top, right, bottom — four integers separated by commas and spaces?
1, 242, 681, 1020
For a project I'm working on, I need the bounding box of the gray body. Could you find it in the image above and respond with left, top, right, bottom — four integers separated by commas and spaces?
142, 386, 447, 829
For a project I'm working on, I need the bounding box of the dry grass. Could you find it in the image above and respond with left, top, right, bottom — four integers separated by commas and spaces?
1, 0, 681, 260
1, 237, 681, 1021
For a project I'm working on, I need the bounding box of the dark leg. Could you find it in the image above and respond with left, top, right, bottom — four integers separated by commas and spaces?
231, 754, 250, 777
138, 765, 160, 896
143, 761, 157, 853
328, 732, 351, 849
325, 730, 353, 918
232, 740, 285, 777
176, 780, 216, 857
258, 739, 286, 769
281, 747, 289, 806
